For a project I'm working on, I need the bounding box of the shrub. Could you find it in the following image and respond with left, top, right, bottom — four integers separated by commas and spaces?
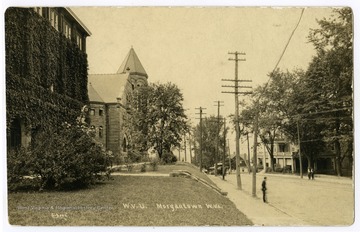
150, 160, 159, 171
7, 148, 41, 191
7, 90, 112, 191
161, 151, 177, 164
140, 163, 147, 172
7, 148, 31, 183
125, 162, 134, 172
19, 122, 111, 190
127, 150, 143, 163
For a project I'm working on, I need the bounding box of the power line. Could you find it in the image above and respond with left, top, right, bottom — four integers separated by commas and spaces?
251, 8, 307, 183
262, 8, 305, 94
221, 51, 250, 190
293, 107, 352, 117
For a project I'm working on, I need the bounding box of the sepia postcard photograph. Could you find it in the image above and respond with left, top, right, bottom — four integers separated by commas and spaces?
1, 0, 358, 231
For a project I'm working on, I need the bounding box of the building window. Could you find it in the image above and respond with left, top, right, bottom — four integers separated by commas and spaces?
75, 32, 83, 50
34, 7, 43, 16
99, 109, 103, 116
8, 118, 22, 149
331, 143, 335, 151
90, 125, 96, 134
99, 126, 103, 138
279, 143, 287, 152
89, 109, 95, 116
50, 9, 59, 31
63, 20, 72, 39
122, 138, 127, 152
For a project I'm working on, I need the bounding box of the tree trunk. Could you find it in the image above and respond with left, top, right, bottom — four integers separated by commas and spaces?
334, 116, 342, 176
307, 157, 311, 169
334, 140, 342, 176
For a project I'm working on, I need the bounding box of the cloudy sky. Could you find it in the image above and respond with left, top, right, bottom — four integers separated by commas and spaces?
71, 7, 332, 119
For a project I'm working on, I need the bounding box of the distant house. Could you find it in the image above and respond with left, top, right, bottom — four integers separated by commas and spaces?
257, 138, 297, 172
6, 7, 91, 149
257, 137, 351, 176
88, 48, 148, 157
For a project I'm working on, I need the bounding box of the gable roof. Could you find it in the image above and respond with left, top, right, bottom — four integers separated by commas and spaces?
65, 8, 92, 36
88, 73, 129, 103
87, 82, 104, 103
116, 47, 148, 78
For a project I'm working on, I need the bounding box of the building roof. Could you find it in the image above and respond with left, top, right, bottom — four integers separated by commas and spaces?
116, 47, 148, 78
88, 82, 104, 103
88, 73, 129, 103
65, 8, 92, 36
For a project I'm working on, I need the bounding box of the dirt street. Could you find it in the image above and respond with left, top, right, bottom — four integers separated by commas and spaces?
223, 172, 354, 226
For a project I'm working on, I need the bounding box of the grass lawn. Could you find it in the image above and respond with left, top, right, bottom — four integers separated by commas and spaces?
115, 162, 216, 186
8, 163, 253, 226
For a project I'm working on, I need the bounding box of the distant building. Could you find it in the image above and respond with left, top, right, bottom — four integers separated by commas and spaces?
257, 138, 297, 172
257, 137, 352, 176
32, 7, 90, 51
88, 48, 148, 157
6, 7, 91, 149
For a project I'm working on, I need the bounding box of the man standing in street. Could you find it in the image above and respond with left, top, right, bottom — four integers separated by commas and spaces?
262, 177, 267, 203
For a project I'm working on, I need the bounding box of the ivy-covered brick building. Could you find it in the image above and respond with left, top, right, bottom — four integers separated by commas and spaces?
88, 48, 148, 157
5, 7, 91, 149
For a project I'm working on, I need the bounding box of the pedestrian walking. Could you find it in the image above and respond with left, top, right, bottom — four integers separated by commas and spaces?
308, 167, 313, 180
261, 177, 267, 203
311, 168, 315, 180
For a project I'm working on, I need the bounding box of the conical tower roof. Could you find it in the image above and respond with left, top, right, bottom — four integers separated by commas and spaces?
116, 47, 148, 78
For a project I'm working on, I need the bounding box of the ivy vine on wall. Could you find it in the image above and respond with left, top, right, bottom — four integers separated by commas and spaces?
5, 7, 89, 132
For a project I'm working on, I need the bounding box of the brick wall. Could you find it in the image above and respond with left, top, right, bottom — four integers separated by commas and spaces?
107, 104, 122, 155
88, 103, 107, 146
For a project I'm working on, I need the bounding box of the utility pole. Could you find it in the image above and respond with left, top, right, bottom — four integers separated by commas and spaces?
227, 139, 231, 174
222, 51, 251, 190
252, 113, 259, 197
247, 133, 251, 174
222, 118, 227, 180
189, 133, 192, 164
297, 119, 303, 178
184, 133, 187, 162
195, 107, 206, 172
214, 100, 224, 176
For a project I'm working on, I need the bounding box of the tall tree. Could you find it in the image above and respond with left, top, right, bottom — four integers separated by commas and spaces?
239, 70, 300, 170
124, 82, 188, 162
193, 116, 228, 169
146, 82, 189, 160
122, 85, 151, 160
238, 8, 352, 175
305, 8, 353, 175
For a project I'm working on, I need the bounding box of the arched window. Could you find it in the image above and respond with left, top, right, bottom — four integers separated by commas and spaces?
122, 137, 127, 152
99, 126, 103, 138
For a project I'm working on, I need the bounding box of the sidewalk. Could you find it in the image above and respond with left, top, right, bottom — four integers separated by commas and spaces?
208, 174, 307, 226
255, 171, 353, 185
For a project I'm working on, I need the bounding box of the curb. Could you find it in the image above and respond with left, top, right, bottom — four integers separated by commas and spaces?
169, 170, 228, 196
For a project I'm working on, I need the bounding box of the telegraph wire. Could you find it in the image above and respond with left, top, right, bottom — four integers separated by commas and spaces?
262, 8, 305, 95
251, 8, 307, 181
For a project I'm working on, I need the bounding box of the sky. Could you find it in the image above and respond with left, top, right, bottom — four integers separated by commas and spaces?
70, 6, 335, 152
71, 7, 333, 119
